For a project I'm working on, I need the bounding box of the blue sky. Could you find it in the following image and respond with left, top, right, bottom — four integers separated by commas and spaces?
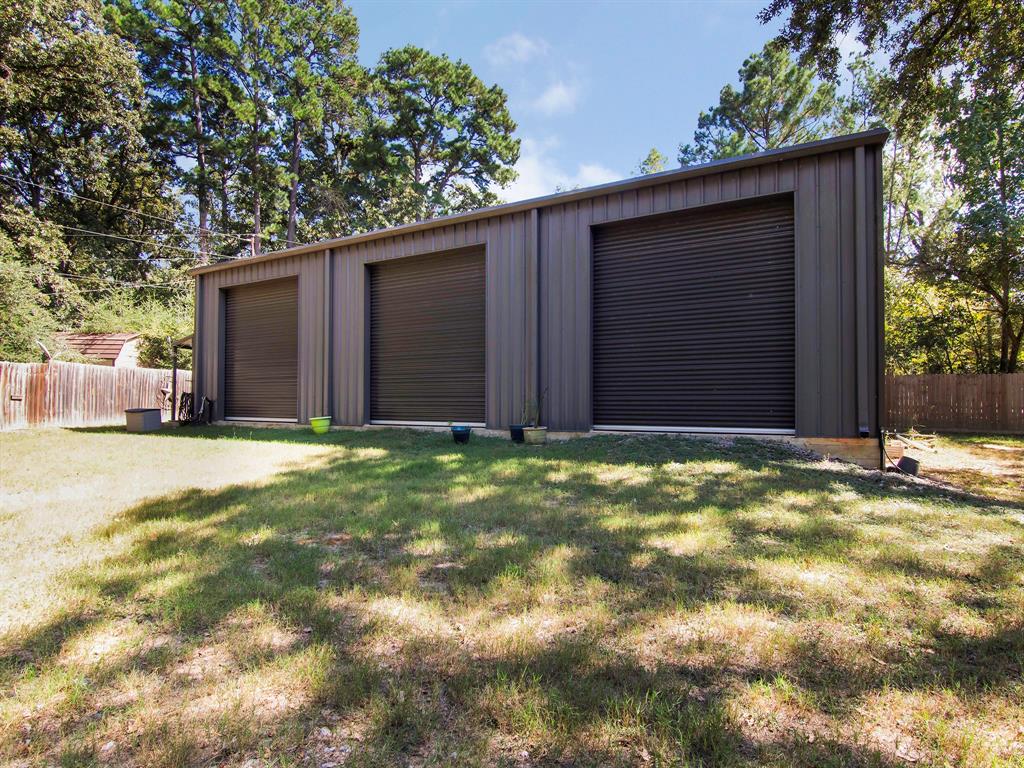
349, 0, 787, 201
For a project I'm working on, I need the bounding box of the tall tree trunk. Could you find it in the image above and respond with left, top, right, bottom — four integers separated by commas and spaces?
1009, 321, 1023, 373
219, 170, 230, 238
986, 316, 995, 372
412, 146, 424, 221
1000, 282, 1011, 372
215, 163, 231, 258
287, 120, 302, 247
253, 184, 261, 255
996, 120, 1011, 372
251, 117, 262, 254
188, 42, 210, 264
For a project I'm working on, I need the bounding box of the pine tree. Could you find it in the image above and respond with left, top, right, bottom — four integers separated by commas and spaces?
678, 41, 848, 164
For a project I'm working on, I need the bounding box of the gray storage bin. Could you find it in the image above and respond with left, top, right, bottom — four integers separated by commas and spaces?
125, 408, 162, 433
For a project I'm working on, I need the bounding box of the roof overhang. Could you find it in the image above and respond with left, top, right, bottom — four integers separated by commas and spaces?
191, 127, 889, 278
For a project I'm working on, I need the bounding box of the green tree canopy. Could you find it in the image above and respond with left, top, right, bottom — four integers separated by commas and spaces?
1, 0, 185, 361
759, 0, 1024, 120
913, 42, 1024, 371
105, 0, 235, 260
268, 0, 360, 247
678, 41, 848, 165
360, 45, 520, 224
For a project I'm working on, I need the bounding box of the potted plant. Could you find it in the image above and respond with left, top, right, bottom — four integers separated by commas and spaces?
518, 392, 547, 445
450, 423, 472, 444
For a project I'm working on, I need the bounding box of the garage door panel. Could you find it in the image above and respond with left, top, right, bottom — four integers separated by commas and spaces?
593, 197, 795, 431
370, 249, 485, 423
224, 278, 298, 420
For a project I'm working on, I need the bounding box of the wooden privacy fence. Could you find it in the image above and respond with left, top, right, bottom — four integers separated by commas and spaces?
0, 361, 191, 431
885, 374, 1024, 434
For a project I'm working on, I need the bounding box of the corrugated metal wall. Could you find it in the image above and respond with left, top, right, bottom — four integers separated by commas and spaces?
538, 147, 881, 435
194, 141, 883, 437
194, 253, 329, 423
329, 213, 533, 427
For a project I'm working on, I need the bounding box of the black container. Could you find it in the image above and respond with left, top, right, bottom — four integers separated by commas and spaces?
896, 456, 920, 476
509, 424, 525, 443
451, 426, 471, 444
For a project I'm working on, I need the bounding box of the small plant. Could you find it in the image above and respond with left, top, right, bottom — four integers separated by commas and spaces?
518, 388, 547, 427
519, 389, 548, 444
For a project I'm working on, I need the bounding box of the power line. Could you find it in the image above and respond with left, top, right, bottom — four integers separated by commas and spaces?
11, 211, 248, 259
0, 171, 257, 242
59, 225, 206, 256
4, 207, 210, 256
73, 284, 187, 291
62, 232, 246, 261
57, 273, 190, 291
58, 274, 186, 290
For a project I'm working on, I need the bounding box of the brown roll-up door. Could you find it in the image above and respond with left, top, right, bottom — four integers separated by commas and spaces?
223, 277, 298, 420
593, 197, 795, 431
370, 248, 485, 423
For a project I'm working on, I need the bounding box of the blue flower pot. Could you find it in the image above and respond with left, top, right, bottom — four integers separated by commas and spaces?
451, 425, 471, 444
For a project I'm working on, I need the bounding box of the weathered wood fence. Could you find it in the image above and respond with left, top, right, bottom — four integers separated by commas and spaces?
885, 374, 1024, 434
0, 361, 191, 431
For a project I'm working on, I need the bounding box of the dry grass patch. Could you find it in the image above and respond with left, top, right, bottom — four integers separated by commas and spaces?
0, 426, 1021, 767
904, 434, 1024, 503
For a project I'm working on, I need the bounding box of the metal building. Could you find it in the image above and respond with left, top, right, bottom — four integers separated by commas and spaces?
190, 129, 888, 464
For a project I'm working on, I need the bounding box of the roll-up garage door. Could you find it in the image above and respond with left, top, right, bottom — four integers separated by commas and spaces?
593, 197, 795, 432
370, 248, 485, 424
223, 277, 298, 420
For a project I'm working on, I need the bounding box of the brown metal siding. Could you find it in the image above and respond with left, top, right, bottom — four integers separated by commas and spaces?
330, 213, 530, 428
592, 197, 795, 430
192, 135, 886, 438
193, 252, 328, 423
540, 161, 798, 430
794, 148, 881, 437
223, 278, 298, 419
369, 248, 485, 423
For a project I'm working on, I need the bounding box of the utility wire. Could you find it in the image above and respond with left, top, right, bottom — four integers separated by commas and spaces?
70, 284, 187, 292
58, 225, 207, 256
0, 171, 257, 242
62, 232, 245, 261
57, 273, 190, 291
9, 209, 247, 260
5, 207, 212, 257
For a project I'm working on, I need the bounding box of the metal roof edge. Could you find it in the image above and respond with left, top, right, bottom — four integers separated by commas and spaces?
191, 127, 889, 277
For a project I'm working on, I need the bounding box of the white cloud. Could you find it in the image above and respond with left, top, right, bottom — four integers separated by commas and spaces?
531, 81, 579, 116
497, 137, 620, 202
484, 33, 549, 67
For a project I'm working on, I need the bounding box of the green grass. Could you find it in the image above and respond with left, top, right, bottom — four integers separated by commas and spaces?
1, 426, 1022, 767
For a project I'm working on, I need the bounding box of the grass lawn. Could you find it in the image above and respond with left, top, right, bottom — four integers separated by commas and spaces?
0, 426, 1021, 768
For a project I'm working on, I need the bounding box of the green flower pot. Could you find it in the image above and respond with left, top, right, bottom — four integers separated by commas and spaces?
310, 416, 331, 434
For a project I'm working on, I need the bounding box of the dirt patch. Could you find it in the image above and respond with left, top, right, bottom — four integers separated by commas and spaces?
900, 434, 1023, 503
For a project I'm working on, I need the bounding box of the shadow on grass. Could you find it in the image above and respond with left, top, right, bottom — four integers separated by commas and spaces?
3, 427, 1021, 766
